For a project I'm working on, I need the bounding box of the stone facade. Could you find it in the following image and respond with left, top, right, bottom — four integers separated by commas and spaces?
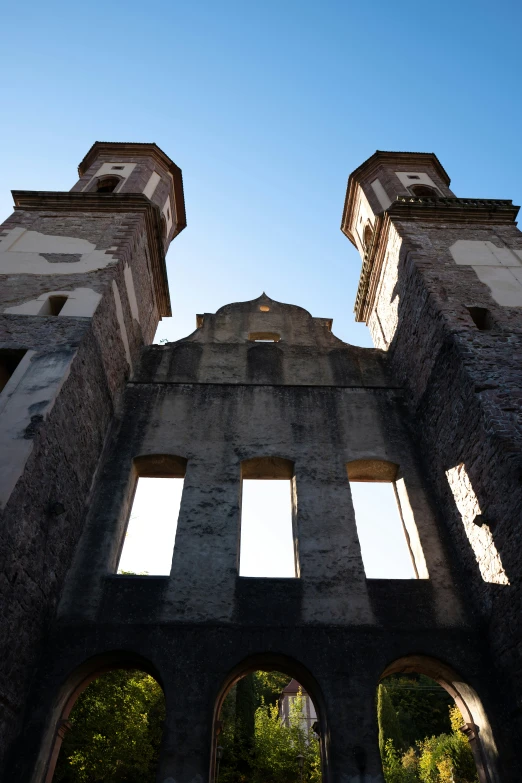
0, 146, 520, 783
0, 142, 185, 778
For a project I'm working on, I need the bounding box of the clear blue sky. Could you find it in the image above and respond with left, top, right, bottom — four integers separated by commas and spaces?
2, 0, 521, 578
1, 0, 521, 346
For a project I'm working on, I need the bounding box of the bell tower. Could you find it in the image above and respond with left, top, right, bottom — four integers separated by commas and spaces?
0, 142, 185, 770
342, 150, 522, 723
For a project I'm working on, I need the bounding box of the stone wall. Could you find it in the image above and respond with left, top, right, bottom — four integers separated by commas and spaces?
0, 192, 173, 772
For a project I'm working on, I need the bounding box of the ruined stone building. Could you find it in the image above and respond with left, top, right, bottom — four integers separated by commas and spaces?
0, 143, 521, 782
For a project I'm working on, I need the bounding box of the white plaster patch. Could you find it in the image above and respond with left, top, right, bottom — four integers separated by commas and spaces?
112, 280, 132, 368
82, 161, 136, 192
4, 287, 102, 317
446, 464, 509, 585
370, 178, 392, 211
395, 171, 441, 193
450, 239, 522, 267
143, 171, 161, 200
162, 196, 173, 237
0, 227, 117, 275
123, 264, 140, 323
450, 239, 522, 306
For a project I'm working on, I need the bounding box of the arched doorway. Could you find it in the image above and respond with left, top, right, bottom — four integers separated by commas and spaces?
211, 655, 328, 783
38, 653, 165, 783
378, 656, 500, 783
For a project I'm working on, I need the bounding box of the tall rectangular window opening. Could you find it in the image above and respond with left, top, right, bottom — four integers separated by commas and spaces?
347, 460, 419, 579
117, 455, 187, 576
239, 457, 297, 578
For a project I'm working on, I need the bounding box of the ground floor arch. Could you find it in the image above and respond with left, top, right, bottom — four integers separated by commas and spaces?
35, 651, 165, 783
210, 653, 329, 783
379, 655, 500, 783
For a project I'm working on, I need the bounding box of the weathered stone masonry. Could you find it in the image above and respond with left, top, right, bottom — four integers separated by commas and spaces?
1, 145, 521, 783
0, 142, 186, 776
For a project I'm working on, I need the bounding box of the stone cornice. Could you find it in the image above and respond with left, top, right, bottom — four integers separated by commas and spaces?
11, 191, 172, 317
354, 197, 520, 323
77, 142, 187, 237
389, 195, 519, 223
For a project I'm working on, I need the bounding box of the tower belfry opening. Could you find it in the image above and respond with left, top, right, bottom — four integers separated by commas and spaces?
0, 144, 519, 783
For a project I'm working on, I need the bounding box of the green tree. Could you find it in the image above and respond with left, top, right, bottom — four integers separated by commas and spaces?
251, 689, 321, 783
53, 669, 165, 783
218, 674, 321, 783
378, 684, 405, 755
380, 705, 478, 783
384, 675, 453, 749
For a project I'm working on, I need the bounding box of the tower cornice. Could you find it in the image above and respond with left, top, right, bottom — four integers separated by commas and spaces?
11, 191, 172, 317
353, 196, 520, 323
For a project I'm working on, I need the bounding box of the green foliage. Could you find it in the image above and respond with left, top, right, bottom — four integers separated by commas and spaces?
378, 684, 405, 756
380, 704, 478, 783
218, 672, 321, 783
384, 675, 453, 749
53, 669, 165, 783
251, 691, 321, 783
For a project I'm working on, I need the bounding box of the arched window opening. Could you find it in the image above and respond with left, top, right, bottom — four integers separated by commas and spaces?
363, 223, 373, 252
409, 184, 439, 199
117, 454, 187, 576
378, 657, 498, 783
239, 457, 297, 578
96, 176, 121, 193
347, 459, 426, 579
213, 659, 324, 783
48, 665, 165, 783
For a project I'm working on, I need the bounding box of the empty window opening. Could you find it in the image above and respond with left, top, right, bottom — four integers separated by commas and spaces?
117, 477, 184, 575
39, 295, 68, 316
0, 349, 26, 394
406, 174, 421, 180
259, 305, 270, 312
467, 306, 494, 331
111, 165, 125, 170
51, 669, 165, 782
239, 457, 296, 577
118, 456, 187, 575
96, 176, 120, 193
215, 670, 322, 782
248, 332, 281, 343
409, 184, 439, 199
348, 460, 417, 579
377, 673, 480, 783
363, 224, 373, 251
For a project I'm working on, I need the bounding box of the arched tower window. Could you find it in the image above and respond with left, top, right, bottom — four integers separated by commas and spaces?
96, 176, 121, 193
409, 184, 439, 199
363, 224, 373, 251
